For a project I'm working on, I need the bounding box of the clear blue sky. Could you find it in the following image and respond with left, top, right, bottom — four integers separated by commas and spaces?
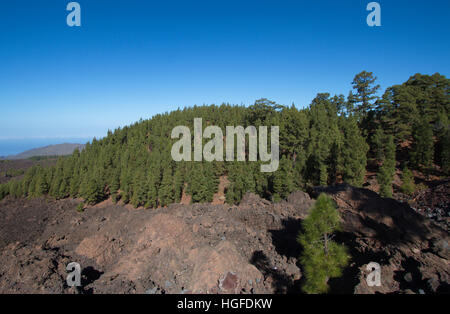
0, 0, 449, 139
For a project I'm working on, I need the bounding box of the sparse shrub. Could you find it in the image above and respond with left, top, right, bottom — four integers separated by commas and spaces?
76, 202, 85, 213
415, 183, 428, 191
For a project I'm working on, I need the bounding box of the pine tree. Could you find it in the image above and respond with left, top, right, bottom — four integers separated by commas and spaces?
173, 165, 184, 203
279, 106, 308, 159
145, 169, 159, 208
49, 167, 64, 199
273, 156, 294, 202
81, 175, 105, 205
411, 120, 434, 170
58, 178, 69, 199
34, 168, 49, 196
21, 166, 37, 197
158, 166, 174, 207
400, 166, 415, 195
305, 94, 340, 186
246, 98, 283, 127
438, 128, 450, 175
69, 170, 81, 197
378, 166, 393, 198
377, 85, 419, 143
339, 116, 368, 186
0, 183, 8, 200
187, 163, 208, 203
119, 168, 133, 204
377, 135, 396, 198
253, 162, 270, 197
351, 71, 380, 117
9, 180, 23, 198
346, 91, 356, 115
297, 193, 349, 294
434, 112, 449, 174
319, 164, 328, 186
131, 170, 148, 208
327, 141, 341, 185
226, 162, 249, 204
292, 156, 306, 190
371, 127, 385, 163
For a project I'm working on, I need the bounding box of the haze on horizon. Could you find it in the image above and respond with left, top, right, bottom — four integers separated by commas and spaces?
1, 0, 449, 140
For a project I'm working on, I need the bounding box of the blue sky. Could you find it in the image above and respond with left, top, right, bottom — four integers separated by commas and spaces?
0, 0, 449, 140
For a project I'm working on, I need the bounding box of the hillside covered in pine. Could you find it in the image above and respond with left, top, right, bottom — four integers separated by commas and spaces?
1, 72, 448, 207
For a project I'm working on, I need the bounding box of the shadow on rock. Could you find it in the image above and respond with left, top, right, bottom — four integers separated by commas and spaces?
327, 231, 391, 294
250, 250, 301, 294
80, 266, 104, 294
392, 257, 427, 293
312, 184, 435, 245
269, 218, 303, 260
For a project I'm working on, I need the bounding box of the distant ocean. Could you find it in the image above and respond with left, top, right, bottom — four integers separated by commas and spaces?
0, 138, 94, 158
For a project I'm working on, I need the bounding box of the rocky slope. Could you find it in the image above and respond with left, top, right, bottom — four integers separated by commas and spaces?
0, 185, 448, 294
408, 180, 450, 231
313, 184, 449, 294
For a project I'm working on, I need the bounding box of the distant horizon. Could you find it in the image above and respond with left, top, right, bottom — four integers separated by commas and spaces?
0, 137, 94, 157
